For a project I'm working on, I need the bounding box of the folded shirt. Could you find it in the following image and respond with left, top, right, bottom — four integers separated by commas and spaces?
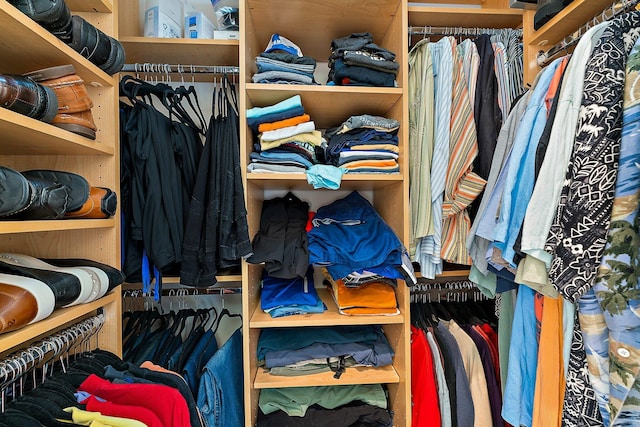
258, 114, 311, 133
260, 130, 323, 151
253, 71, 314, 85
260, 121, 316, 142
247, 163, 307, 174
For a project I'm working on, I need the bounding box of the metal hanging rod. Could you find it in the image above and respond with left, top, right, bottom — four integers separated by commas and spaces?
537, 0, 640, 66
121, 63, 240, 75
408, 25, 523, 38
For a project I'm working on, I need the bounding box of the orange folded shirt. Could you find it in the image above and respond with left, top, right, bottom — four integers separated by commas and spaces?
325, 276, 399, 316
257, 114, 311, 133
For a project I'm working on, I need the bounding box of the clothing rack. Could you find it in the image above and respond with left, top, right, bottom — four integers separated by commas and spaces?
0, 314, 105, 409
408, 25, 523, 38
537, 0, 640, 66
410, 279, 489, 303
120, 63, 240, 76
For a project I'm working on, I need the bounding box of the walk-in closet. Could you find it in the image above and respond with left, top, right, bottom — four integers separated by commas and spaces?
0, 0, 637, 426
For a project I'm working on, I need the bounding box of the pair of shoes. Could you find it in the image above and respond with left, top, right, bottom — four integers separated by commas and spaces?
8, 0, 125, 75
25, 64, 97, 140
0, 166, 118, 220
0, 273, 55, 334
0, 72, 58, 123
0, 254, 124, 308
0, 167, 88, 220
0, 255, 125, 333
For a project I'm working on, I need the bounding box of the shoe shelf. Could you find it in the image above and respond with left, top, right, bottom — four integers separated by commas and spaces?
66, 0, 113, 14
250, 288, 405, 329
0, 2, 114, 87
528, 0, 615, 46
0, 109, 114, 156
253, 364, 400, 389
0, 219, 116, 235
408, 5, 523, 28
0, 290, 120, 356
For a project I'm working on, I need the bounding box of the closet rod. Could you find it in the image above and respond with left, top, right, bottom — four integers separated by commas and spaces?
537, 0, 640, 66
0, 315, 105, 390
121, 63, 240, 75
408, 25, 522, 38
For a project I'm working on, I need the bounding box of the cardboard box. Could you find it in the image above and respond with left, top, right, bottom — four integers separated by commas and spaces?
185, 12, 215, 39
213, 30, 239, 40
144, 0, 183, 38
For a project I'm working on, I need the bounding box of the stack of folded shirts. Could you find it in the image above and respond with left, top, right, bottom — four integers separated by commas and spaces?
321, 268, 399, 316
247, 95, 324, 173
308, 191, 417, 287
324, 114, 400, 174
257, 384, 392, 426
260, 268, 326, 318
253, 34, 318, 85
257, 325, 395, 377
328, 32, 399, 87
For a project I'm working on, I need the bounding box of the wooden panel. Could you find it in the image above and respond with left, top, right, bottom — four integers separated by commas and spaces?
246, 85, 402, 128
0, 291, 119, 355
250, 288, 405, 328
120, 37, 240, 66
0, 110, 114, 156
67, 0, 113, 13
246, 0, 402, 61
0, 3, 113, 87
0, 219, 115, 235
528, 0, 615, 46
246, 174, 402, 190
408, 6, 523, 28
254, 364, 400, 389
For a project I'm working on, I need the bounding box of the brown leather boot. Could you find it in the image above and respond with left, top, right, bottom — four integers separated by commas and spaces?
24, 64, 98, 140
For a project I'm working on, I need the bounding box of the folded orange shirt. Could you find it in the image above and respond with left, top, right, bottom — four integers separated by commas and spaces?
325, 276, 399, 316
257, 114, 311, 133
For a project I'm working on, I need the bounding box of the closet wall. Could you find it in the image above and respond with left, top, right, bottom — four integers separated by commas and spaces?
0, 0, 122, 357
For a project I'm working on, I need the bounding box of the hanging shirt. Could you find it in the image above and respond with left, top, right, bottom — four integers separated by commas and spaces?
408, 39, 435, 250
415, 36, 453, 278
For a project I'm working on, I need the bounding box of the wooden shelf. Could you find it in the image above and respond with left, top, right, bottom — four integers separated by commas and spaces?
408, 6, 523, 28
250, 288, 404, 328
246, 84, 403, 128
0, 108, 114, 156
254, 364, 400, 389
0, 290, 118, 355
528, 0, 615, 46
246, 0, 402, 61
119, 37, 240, 67
0, 219, 116, 235
246, 173, 403, 190
0, 2, 114, 87
66, 0, 113, 13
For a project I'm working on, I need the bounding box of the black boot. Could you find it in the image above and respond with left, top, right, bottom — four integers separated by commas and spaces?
8, 0, 73, 41
67, 16, 125, 75
0, 73, 58, 122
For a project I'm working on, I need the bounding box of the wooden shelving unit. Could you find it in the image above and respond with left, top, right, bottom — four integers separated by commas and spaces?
250, 288, 405, 328
241, 0, 411, 425
408, 5, 523, 28
0, 0, 121, 357
254, 364, 400, 389
522, 0, 617, 85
